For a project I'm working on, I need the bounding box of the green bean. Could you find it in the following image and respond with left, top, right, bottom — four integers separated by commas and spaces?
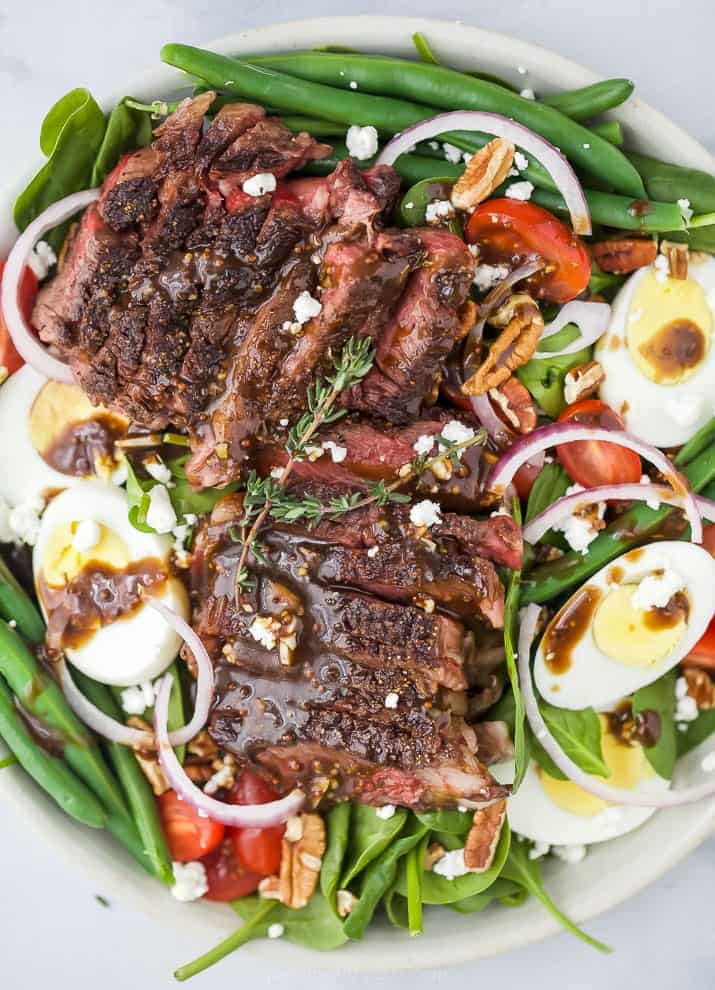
542, 79, 634, 120
106, 810, 160, 876
232, 51, 645, 197
527, 184, 684, 233
0, 620, 130, 820
626, 150, 715, 214
520, 440, 715, 604
280, 115, 350, 136
0, 555, 45, 644
0, 676, 106, 828
74, 669, 174, 884
590, 120, 624, 146
674, 416, 715, 468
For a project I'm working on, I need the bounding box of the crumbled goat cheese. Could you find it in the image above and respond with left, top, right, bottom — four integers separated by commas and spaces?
293, 290, 322, 324
490, 508, 510, 518
653, 254, 669, 282
242, 172, 277, 197
701, 751, 715, 772
678, 198, 694, 223
665, 394, 704, 428
366, 545, 379, 559
384, 692, 400, 709
517, 65, 528, 75
528, 841, 550, 860
631, 567, 685, 611
279, 418, 289, 427
376, 804, 396, 819
433, 848, 471, 880
413, 433, 435, 457
473, 263, 509, 292
583, 142, 591, 150
267, 923, 285, 939
403, 201, 414, 210
28, 240, 57, 280
304, 443, 325, 461
349, 80, 358, 90
462, 152, 473, 164
171, 861, 209, 902
440, 420, 475, 447
345, 124, 379, 160
8, 495, 45, 546
250, 615, 279, 651
204, 764, 235, 796
7, 619, 16, 629
337, 889, 357, 917
323, 440, 347, 463
520, 88, 536, 100
505, 181, 534, 202
442, 142, 463, 164
514, 151, 529, 172
552, 484, 605, 555
144, 458, 172, 485
551, 844, 586, 864
425, 200, 454, 223
0, 496, 13, 544
675, 676, 698, 722
72, 519, 101, 553
428, 140, 440, 150
120, 681, 156, 716
409, 499, 442, 528
270, 466, 285, 480
640, 474, 661, 510
145, 484, 177, 534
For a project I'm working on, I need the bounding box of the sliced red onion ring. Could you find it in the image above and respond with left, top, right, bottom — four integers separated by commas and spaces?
154, 674, 305, 827
523, 483, 683, 544
470, 392, 512, 444
487, 421, 702, 543
518, 604, 715, 808
58, 658, 154, 749
1, 189, 99, 383
467, 257, 546, 353
533, 300, 611, 359
377, 112, 591, 235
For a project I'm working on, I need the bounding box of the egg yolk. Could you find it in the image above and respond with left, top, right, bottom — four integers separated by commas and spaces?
41, 521, 130, 588
626, 270, 711, 385
539, 716, 653, 816
592, 583, 686, 667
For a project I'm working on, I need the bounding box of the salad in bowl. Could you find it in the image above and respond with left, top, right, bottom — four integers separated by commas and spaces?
1, 24, 714, 980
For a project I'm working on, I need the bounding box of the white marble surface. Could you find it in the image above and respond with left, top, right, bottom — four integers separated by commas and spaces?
1, 1, 714, 987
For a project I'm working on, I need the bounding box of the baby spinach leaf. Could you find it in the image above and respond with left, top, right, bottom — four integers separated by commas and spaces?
320, 802, 352, 911
448, 877, 524, 915
14, 88, 106, 251
504, 498, 527, 789
501, 837, 610, 952
516, 323, 591, 418
399, 176, 461, 236
90, 98, 153, 186
525, 462, 571, 523
340, 804, 408, 887
415, 808, 474, 835
124, 458, 154, 533
677, 709, 715, 758
175, 900, 278, 980
233, 892, 348, 951
167, 453, 239, 519
539, 701, 610, 778
383, 886, 410, 929
633, 671, 677, 779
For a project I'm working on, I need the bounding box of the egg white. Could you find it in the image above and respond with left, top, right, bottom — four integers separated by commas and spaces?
33, 480, 188, 686
533, 541, 715, 711
597, 256, 715, 447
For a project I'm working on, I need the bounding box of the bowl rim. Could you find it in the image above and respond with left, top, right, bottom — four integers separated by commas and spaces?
1, 14, 714, 974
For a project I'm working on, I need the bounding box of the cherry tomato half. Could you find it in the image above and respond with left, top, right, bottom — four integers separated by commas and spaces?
556, 399, 642, 488
685, 525, 715, 671
229, 770, 285, 877
202, 837, 263, 902
465, 199, 591, 304
158, 789, 225, 862
0, 259, 38, 375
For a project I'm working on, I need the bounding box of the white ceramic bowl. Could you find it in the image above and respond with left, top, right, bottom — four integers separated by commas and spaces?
1, 15, 714, 973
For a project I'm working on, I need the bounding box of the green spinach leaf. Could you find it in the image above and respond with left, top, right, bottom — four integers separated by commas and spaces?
676, 708, 715, 758
320, 802, 352, 911
516, 323, 591, 418
588, 262, 625, 299
633, 671, 677, 779
525, 462, 571, 523
341, 804, 408, 887
232, 892, 348, 951
167, 453, 239, 519
448, 877, 524, 915
539, 701, 610, 778
415, 808, 474, 835
90, 98, 153, 186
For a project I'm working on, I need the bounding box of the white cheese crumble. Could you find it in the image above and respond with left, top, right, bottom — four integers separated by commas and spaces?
425, 200, 454, 223
678, 198, 693, 223
514, 151, 529, 172
384, 692, 399, 709
323, 440, 347, 463
519, 88, 536, 100
366, 545, 379, 559
700, 751, 715, 772
473, 263, 509, 292
292, 290, 322, 325
640, 474, 661, 510
462, 152, 473, 164
267, 923, 285, 939
0, 496, 14, 543
413, 433, 436, 457
204, 764, 235, 796
120, 681, 156, 716
349, 80, 358, 90
551, 844, 586, 864
250, 615, 279, 651
432, 848, 471, 880
440, 420, 475, 447
345, 124, 379, 160
505, 181, 534, 202
665, 394, 704, 428
145, 484, 177, 534
72, 519, 101, 553
337, 889, 357, 917
242, 172, 277, 197
8, 495, 45, 546
376, 804, 396, 819
28, 240, 57, 280
428, 140, 440, 150
517, 65, 527, 75
171, 861, 208, 902
583, 142, 591, 150
528, 841, 550, 860
270, 466, 285, 480
403, 201, 414, 210
409, 499, 442, 528
675, 677, 698, 722
653, 254, 669, 283
552, 484, 605, 555
144, 458, 172, 485
631, 567, 685, 611
442, 142, 463, 164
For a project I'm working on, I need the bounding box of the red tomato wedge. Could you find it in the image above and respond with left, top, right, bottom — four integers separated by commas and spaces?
556, 399, 642, 487
202, 837, 263, 901
158, 789, 225, 862
465, 199, 591, 303
229, 770, 285, 877
0, 259, 38, 375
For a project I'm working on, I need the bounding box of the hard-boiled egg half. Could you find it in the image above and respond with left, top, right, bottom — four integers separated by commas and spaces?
0, 365, 127, 507
533, 541, 715, 711
33, 480, 188, 686
496, 716, 669, 846
596, 254, 715, 447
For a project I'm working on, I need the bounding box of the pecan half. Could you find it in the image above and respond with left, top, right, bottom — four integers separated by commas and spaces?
592, 238, 657, 274
563, 360, 605, 405
424, 842, 447, 871
451, 138, 515, 211
279, 812, 326, 909
462, 294, 544, 395
684, 667, 715, 709
489, 376, 537, 433
127, 716, 169, 796
464, 798, 507, 871
660, 240, 689, 280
